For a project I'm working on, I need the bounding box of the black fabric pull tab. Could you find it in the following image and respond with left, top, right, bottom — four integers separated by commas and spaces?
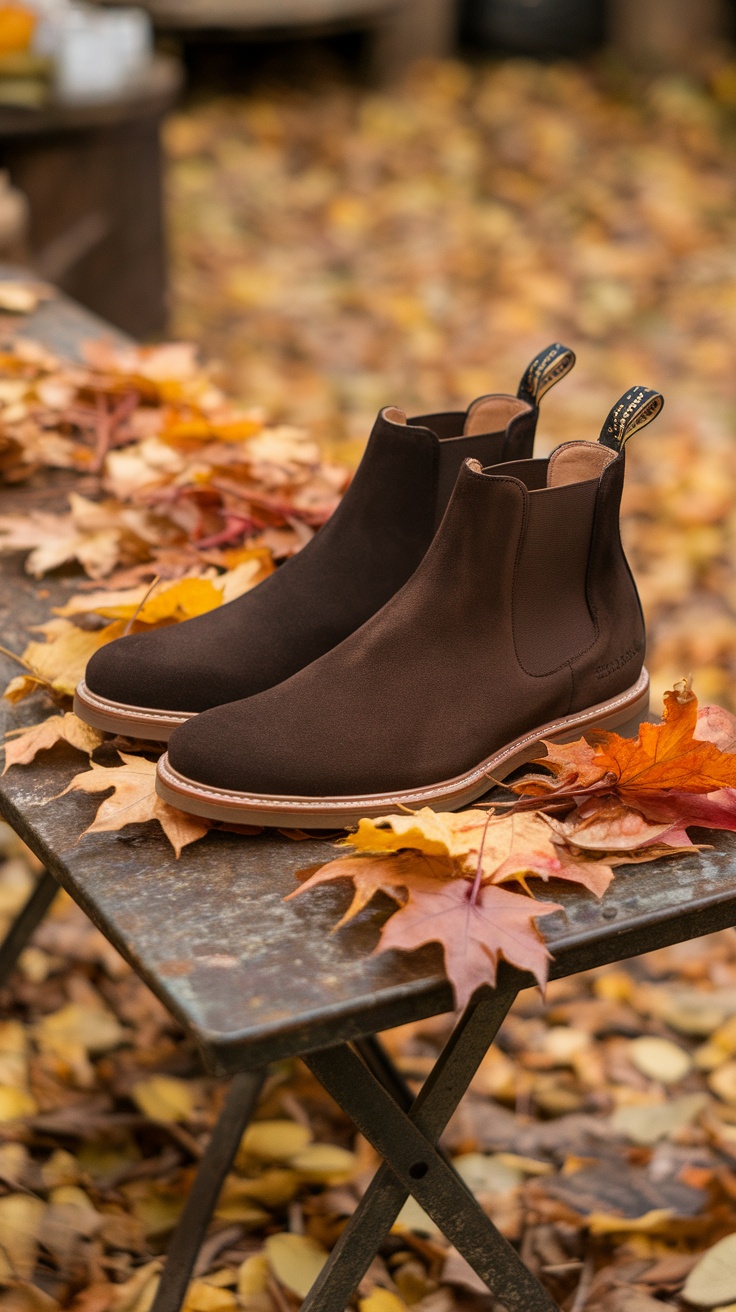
517, 343, 576, 406
599, 386, 664, 452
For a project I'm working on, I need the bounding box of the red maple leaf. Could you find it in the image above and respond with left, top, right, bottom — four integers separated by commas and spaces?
376, 873, 561, 1010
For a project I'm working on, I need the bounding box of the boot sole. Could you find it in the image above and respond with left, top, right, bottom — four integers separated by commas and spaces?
155, 669, 650, 828
74, 681, 194, 742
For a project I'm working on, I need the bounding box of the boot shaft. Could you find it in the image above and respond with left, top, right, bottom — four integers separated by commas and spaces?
337, 341, 576, 552
423, 384, 662, 712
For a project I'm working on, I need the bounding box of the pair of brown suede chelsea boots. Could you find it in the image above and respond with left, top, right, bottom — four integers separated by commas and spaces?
74, 343, 661, 828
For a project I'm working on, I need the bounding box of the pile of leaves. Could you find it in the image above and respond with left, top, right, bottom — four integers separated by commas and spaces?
0, 333, 348, 702
289, 678, 736, 1010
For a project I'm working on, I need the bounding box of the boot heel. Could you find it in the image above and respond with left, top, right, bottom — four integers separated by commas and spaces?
547, 671, 651, 747
602, 701, 652, 740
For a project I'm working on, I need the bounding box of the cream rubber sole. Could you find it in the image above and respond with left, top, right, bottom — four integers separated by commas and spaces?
74, 680, 195, 742
155, 669, 650, 828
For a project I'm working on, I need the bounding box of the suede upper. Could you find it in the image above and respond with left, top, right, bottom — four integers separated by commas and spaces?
84, 401, 537, 714
166, 441, 646, 799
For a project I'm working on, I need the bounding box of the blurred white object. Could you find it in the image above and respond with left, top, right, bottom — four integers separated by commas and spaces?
34, 2, 152, 101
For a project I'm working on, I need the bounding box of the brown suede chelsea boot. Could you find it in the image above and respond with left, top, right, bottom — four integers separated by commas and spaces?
157, 385, 662, 828
74, 343, 575, 740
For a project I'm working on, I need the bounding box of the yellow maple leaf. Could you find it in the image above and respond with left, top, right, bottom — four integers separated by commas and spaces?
4, 713, 103, 771
79, 577, 223, 625
348, 808, 567, 886
9, 619, 124, 700
54, 551, 274, 626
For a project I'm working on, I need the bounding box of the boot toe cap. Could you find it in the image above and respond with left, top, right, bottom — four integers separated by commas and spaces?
85, 629, 201, 713
167, 689, 381, 798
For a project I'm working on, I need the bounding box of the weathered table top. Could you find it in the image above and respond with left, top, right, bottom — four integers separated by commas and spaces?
1, 287, 735, 1076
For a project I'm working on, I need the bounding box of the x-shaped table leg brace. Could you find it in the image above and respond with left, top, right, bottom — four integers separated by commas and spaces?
303, 985, 559, 1312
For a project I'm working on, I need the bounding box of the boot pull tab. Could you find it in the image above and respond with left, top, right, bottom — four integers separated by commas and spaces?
599, 386, 664, 452
517, 342, 576, 406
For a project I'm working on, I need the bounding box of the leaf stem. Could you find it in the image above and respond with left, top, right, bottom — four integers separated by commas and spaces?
470, 811, 494, 905
0, 642, 37, 674
123, 574, 161, 635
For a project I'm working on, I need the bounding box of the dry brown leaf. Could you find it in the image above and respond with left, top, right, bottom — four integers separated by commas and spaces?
131, 1076, 198, 1123
264, 1233, 328, 1299
289, 850, 456, 926
682, 1233, 736, 1307
58, 752, 209, 856
545, 799, 693, 852
11, 620, 122, 701
4, 714, 103, 771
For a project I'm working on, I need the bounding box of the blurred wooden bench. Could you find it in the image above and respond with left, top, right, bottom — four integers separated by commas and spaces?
0, 287, 734, 1312
0, 55, 182, 339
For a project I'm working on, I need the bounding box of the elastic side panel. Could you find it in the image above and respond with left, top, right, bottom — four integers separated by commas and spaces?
409, 411, 466, 440
435, 429, 506, 526
513, 482, 598, 676
487, 457, 549, 489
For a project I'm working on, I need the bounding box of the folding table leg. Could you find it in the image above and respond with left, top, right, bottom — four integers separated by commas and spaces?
303, 986, 558, 1312
0, 868, 57, 991
151, 1069, 266, 1312
353, 1035, 413, 1110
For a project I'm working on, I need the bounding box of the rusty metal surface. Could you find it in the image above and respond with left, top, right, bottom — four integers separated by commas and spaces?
0, 266, 129, 359
0, 291, 735, 1075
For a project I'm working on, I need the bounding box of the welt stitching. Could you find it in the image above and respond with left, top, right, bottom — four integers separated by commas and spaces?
81, 686, 195, 721
159, 672, 648, 810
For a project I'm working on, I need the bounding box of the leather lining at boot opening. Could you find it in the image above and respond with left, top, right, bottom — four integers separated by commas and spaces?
464, 393, 531, 435
547, 441, 616, 487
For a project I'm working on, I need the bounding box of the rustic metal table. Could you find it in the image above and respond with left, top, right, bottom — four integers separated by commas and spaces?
1, 291, 735, 1312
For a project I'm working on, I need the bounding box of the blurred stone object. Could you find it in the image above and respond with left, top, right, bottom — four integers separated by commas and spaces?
0, 53, 181, 335
610, 0, 730, 72
464, 0, 605, 55
136, 0, 456, 82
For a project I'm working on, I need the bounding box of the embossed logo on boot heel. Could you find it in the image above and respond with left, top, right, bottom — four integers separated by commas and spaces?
596, 646, 641, 679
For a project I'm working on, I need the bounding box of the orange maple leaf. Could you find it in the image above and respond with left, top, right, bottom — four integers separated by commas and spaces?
4, 713, 103, 772
287, 850, 456, 928
594, 682, 736, 802
514, 681, 736, 814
